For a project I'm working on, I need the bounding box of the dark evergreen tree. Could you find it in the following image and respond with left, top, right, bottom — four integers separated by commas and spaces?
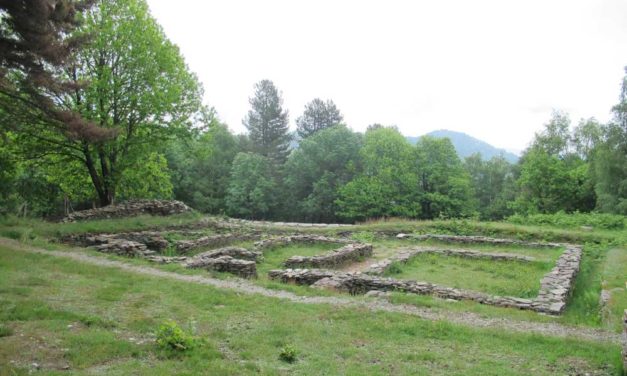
242, 80, 291, 163
0, 0, 109, 140
296, 98, 343, 138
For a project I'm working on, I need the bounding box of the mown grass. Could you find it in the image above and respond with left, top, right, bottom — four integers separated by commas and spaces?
383, 253, 554, 298
0, 245, 622, 375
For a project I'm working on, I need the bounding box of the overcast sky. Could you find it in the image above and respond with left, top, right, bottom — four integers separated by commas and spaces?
146, 0, 627, 153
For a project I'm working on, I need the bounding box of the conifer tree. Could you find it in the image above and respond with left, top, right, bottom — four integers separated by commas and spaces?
242, 80, 291, 163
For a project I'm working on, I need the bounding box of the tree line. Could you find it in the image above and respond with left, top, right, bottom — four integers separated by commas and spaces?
1, 0, 625, 221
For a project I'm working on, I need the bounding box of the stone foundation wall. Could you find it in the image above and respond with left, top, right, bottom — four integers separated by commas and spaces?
252, 235, 351, 252
62, 200, 191, 222
190, 247, 262, 262
365, 247, 535, 275
268, 269, 534, 310
284, 243, 373, 269
397, 234, 561, 249
269, 244, 583, 316
531, 245, 582, 314
185, 255, 257, 278
175, 233, 259, 253
92, 239, 154, 257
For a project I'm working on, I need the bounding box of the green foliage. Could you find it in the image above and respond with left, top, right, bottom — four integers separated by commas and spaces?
514, 112, 597, 215
284, 125, 361, 222
167, 119, 239, 213
118, 152, 173, 200
155, 320, 196, 353
592, 122, 627, 214
415, 136, 475, 219
243, 80, 291, 163
336, 127, 419, 221
507, 212, 625, 230
464, 154, 516, 220
279, 344, 297, 363
296, 98, 343, 138
226, 153, 278, 219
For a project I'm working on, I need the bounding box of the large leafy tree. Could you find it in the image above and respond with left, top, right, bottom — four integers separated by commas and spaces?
336, 127, 419, 221
296, 98, 343, 138
415, 136, 475, 219
593, 68, 627, 214
226, 153, 278, 219
464, 154, 515, 220
514, 112, 595, 214
242, 80, 291, 163
167, 114, 239, 214
13, 0, 203, 206
284, 125, 361, 222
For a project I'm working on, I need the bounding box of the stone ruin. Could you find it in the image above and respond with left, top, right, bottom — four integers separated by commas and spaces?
269, 235, 584, 315
365, 247, 535, 274
62, 199, 191, 222
184, 255, 257, 279
396, 233, 562, 249
284, 243, 373, 269
252, 235, 352, 252
175, 233, 260, 253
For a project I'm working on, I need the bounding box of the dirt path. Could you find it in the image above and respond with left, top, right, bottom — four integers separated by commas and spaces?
1, 237, 621, 345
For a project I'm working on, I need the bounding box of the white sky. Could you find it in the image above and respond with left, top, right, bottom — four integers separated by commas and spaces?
146, 0, 627, 153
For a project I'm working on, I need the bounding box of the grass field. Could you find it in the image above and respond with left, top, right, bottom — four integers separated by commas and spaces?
0, 245, 622, 375
0, 215, 625, 375
383, 253, 554, 298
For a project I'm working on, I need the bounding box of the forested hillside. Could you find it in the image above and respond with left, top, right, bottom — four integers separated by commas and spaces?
0, 0, 626, 223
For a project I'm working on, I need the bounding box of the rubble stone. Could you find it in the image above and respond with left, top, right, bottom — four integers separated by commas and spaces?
62, 200, 191, 222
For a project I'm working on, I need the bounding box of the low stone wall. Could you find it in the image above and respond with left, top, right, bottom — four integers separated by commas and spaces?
531, 245, 583, 314
209, 217, 354, 230
267, 269, 534, 310
252, 235, 351, 252
62, 200, 191, 222
190, 247, 262, 262
397, 234, 561, 249
144, 255, 188, 264
185, 255, 257, 278
92, 239, 154, 257
175, 233, 259, 253
269, 244, 583, 315
365, 247, 535, 275
284, 243, 373, 269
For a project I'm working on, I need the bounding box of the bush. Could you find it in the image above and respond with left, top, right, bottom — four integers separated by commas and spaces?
507, 212, 625, 230
155, 320, 196, 352
279, 344, 297, 363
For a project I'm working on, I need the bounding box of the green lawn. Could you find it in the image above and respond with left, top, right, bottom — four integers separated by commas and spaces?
383, 253, 554, 298
0, 245, 622, 375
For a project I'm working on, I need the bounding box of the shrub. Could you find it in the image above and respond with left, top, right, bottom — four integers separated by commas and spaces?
507, 212, 625, 230
155, 320, 196, 352
279, 344, 297, 363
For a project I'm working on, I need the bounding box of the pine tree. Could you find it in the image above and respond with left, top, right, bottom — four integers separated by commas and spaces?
296, 98, 343, 138
0, 0, 109, 140
242, 80, 291, 163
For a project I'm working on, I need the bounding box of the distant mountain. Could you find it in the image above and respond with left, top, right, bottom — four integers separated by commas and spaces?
406, 130, 519, 163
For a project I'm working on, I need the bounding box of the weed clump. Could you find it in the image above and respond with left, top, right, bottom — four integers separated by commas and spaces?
156, 320, 196, 353
279, 344, 297, 363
